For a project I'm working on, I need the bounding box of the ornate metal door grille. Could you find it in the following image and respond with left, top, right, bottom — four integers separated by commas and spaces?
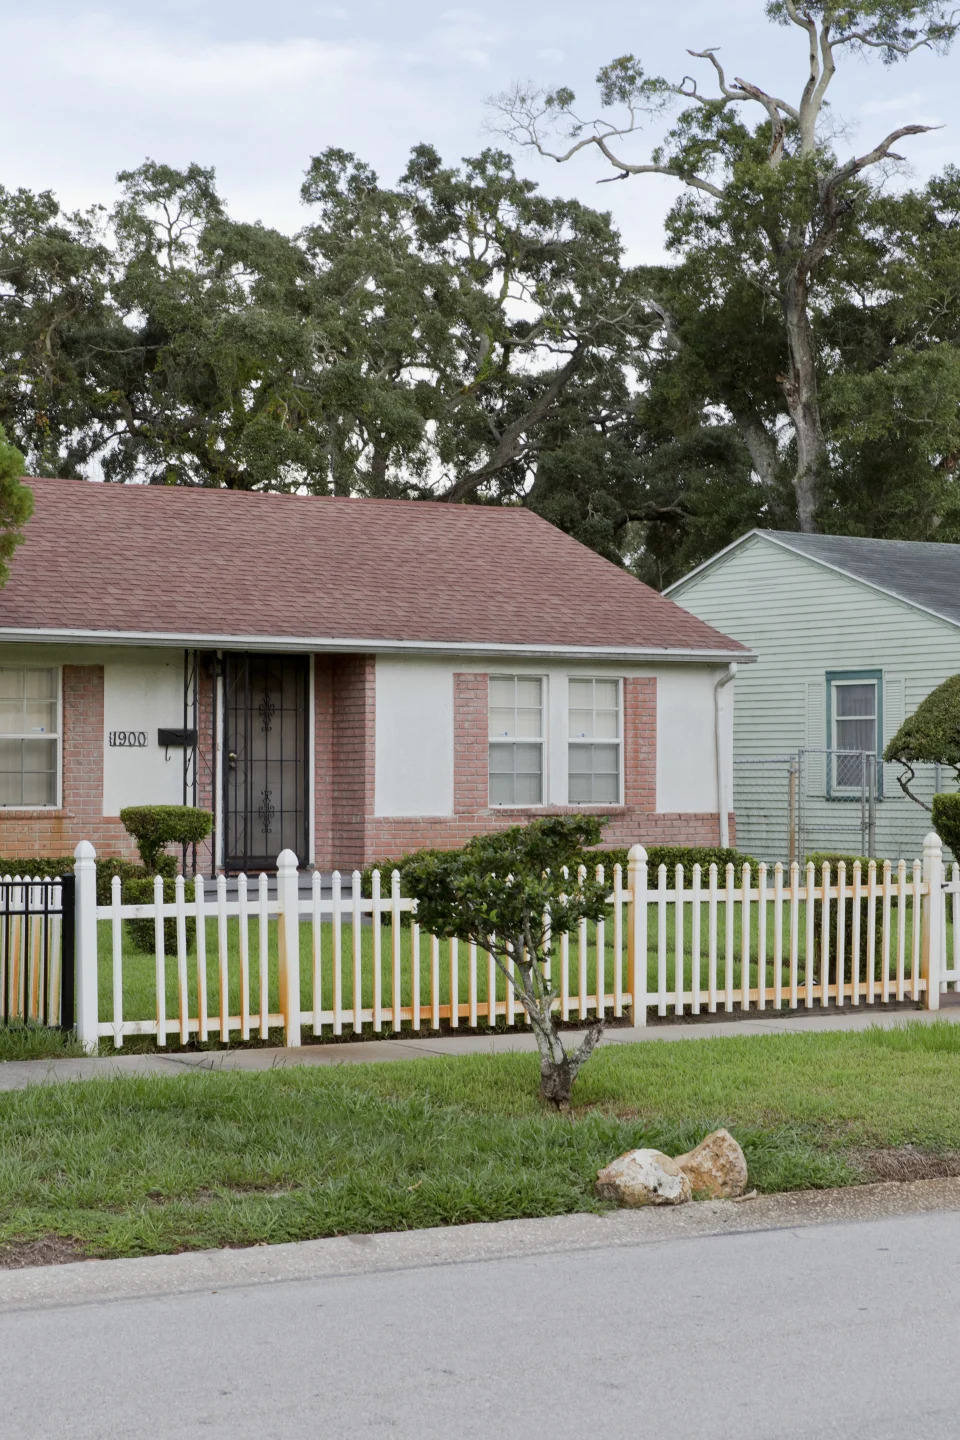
223, 654, 309, 871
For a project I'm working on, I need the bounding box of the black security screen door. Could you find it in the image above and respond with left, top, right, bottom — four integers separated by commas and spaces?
223, 654, 309, 871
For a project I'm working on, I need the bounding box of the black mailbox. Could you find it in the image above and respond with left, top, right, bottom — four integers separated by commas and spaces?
157, 728, 198, 748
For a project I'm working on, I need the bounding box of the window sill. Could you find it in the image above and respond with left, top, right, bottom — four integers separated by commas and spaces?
0, 806, 65, 814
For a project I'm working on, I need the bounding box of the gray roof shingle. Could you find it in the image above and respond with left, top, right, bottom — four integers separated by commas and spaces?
759, 531, 960, 628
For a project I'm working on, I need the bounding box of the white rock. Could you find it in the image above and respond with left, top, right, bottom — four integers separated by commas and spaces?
595, 1148, 692, 1207
674, 1129, 748, 1199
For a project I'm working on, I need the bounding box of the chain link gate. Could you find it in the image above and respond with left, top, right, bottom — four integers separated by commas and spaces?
734, 750, 878, 864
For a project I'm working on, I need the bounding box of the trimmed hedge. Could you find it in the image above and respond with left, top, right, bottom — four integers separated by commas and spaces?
0, 853, 181, 952
932, 794, 960, 862
594, 846, 757, 882
361, 843, 758, 924
120, 805, 212, 871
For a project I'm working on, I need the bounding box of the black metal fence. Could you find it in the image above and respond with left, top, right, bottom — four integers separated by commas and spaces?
0, 874, 75, 1031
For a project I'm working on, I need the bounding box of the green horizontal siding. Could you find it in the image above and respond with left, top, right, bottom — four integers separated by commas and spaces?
671, 536, 960, 861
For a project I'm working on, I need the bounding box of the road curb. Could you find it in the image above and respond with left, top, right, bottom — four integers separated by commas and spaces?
4, 1175, 960, 1313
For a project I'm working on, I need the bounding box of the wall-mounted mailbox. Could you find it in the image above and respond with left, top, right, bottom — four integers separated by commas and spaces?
157, 728, 198, 749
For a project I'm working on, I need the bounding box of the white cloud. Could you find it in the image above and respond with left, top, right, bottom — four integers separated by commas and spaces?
536, 47, 566, 64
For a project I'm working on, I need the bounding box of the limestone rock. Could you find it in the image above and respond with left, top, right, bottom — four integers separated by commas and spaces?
674, 1129, 748, 1199
595, 1149, 693, 1207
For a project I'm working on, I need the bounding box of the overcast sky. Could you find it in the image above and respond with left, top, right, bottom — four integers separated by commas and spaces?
6, 2, 958, 262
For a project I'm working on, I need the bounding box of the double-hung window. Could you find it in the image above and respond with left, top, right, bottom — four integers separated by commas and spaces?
488, 676, 544, 806
0, 667, 60, 807
568, 678, 621, 804
828, 671, 880, 795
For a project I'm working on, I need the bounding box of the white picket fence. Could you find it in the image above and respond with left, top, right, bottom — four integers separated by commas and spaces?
68, 833, 950, 1052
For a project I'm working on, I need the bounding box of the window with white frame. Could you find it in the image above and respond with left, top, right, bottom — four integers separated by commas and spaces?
568, 677, 621, 804
0, 667, 60, 807
488, 675, 544, 805
828, 672, 880, 794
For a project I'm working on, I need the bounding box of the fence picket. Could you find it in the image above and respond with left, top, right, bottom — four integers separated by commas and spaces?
111, 874, 124, 1049
154, 873, 166, 1047
175, 874, 189, 1045
820, 863, 831, 1010
468, 940, 478, 1028
372, 868, 383, 1033
851, 862, 862, 1006
789, 862, 800, 1008
804, 862, 816, 1009
724, 863, 735, 1013
411, 921, 421, 1030
429, 933, 440, 1030
757, 863, 767, 1011
773, 862, 784, 1011
896, 860, 908, 1002
707, 863, 718, 1013
596, 864, 607, 1020
657, 864, 668, 1016
237, 873, 251, 1040
691, 864, 702, 1015
449, 938, 459, 1028
881, 861, 893, 1002
674, 864, 684, 1016
612, 864, 624, 1017
312, 870, 324, 1037
836, 862, 846, 1006
740, 862, 751, 1012
867, 861, 878, 1005
216, 872, 230, 1043
352, 871, 364, 1034
391, 870, 402, 1032
911, 859, 922, 1003
952, 864, 960, 990
332, 870, 343, 1036
194, 876, 208, 1043
258, 873, 269, 1039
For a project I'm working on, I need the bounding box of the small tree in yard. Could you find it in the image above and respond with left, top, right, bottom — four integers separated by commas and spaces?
402, 816, 611, 1108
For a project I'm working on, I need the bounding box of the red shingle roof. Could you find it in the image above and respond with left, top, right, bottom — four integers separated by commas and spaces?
1, 478, 746, 655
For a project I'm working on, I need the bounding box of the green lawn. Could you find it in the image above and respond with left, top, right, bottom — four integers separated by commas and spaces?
1, 1022, 958, 1262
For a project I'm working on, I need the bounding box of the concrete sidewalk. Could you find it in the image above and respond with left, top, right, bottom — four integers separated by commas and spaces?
2, 1001, 959, 1092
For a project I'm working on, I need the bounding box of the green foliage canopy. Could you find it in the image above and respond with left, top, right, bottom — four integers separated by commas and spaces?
884, 674, 960, 809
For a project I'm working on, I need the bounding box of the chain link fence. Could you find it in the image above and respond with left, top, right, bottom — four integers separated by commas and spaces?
731, 749, 938, 864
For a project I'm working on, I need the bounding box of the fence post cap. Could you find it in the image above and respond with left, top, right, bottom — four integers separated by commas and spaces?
276, 849, 299, 873
74, 840, 96, 862
627, 843, 647, 862
923, 831, 943, 851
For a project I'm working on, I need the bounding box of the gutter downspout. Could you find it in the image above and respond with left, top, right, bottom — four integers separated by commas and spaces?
714, 662, 738, 848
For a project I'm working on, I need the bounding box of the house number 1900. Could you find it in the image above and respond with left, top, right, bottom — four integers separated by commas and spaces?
108, 731, 147, 748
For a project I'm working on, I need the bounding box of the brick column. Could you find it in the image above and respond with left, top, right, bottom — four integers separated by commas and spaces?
453, 672, 488, 815
623, 676, 656, 812
330, 656, 376, 869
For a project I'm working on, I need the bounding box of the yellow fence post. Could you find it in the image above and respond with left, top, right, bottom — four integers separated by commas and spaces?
626, 844, 647, 1027
922, 831, 943, 1011
276, 849, 302, 1046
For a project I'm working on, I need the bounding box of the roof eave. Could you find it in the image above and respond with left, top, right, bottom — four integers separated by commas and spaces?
0, 625, 754, 663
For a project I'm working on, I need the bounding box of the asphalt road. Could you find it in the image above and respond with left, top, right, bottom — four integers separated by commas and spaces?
6, 1204, 960, 1439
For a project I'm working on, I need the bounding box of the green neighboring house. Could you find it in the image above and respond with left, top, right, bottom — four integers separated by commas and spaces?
667, 531, 960, 864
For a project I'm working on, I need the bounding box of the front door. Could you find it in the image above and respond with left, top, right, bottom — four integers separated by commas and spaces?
223, 653, 309, 870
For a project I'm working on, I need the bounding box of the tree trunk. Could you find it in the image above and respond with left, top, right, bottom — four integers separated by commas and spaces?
780, 275, 825, 533
511, 959, 605, 1108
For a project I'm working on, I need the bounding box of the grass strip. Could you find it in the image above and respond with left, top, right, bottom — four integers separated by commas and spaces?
2, 1021, 959, 1261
